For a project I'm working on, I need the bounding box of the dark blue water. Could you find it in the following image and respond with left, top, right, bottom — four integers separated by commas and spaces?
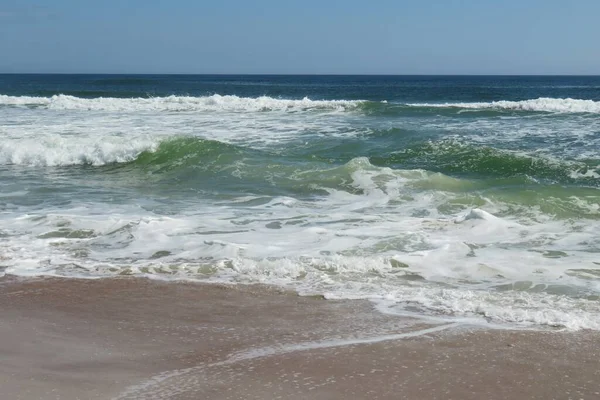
1, 74, 600, 101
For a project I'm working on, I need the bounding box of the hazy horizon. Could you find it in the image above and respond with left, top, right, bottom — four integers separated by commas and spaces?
1, 73, 599, 77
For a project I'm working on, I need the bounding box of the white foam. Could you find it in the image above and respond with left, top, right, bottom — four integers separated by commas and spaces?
414, 111, 600, 163
0, 94, 364, 113
373, 288, 600, 331
0, 93, 369, 167
454, 208, 502, 223
408, 97, 600, 113
0, 134, 159, 166
569, 168, 600, 179
2, 158, 600, 330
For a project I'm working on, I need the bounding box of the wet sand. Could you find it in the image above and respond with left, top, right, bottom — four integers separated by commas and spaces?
0, 276, 598, 400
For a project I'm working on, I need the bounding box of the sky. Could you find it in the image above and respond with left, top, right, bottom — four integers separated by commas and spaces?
0, 0, 598, 74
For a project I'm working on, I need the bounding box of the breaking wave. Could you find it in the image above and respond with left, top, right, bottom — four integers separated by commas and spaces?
407, 97, 600, 113
3, 134, 600, 189
373, 139, 600, 184
4, 94, 597, 115
0, 94, 365, 112
0, 135, 159, 167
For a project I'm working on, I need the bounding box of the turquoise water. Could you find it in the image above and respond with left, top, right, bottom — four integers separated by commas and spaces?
1, 75, 600, 329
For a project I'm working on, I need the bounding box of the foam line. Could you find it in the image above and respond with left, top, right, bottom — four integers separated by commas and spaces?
407, 97, 600, 113
113, 323, 460, 400
0, 94, 364, 112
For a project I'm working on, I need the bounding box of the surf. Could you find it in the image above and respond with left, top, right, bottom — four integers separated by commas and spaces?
0, 94, 367, 112
407, 97, 600, 113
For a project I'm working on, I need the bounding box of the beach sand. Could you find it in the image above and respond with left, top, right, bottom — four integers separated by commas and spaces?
1, 276, 598, 400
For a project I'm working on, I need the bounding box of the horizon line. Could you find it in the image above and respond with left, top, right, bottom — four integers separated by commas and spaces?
0, 72, 599, 77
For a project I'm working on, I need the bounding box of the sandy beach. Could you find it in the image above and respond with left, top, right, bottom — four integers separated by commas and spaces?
0, 276, 598, 400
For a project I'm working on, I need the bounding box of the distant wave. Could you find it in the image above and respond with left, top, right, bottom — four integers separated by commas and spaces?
407, 97, 600, 113
0, 94, 364, 112
6, 94, 597, 114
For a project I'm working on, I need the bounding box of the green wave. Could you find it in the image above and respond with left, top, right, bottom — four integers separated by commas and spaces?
97, 137, 600, 220
119, 137, 600, 190
372, 139, 600, 185
132, 137, 246, 173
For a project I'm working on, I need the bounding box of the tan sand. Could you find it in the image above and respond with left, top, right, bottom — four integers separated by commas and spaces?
0, 276, 598, 400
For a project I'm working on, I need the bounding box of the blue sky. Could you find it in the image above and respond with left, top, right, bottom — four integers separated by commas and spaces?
0, 0, 598, 74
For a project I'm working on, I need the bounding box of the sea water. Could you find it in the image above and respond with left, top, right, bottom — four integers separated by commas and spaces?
1, 74, 600, 330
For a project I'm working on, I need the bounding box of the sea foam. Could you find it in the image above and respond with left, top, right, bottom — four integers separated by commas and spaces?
2, 158, 600, 330
0, 135, 159, 166
0, 94, 363, 112
408, 97, 600, 113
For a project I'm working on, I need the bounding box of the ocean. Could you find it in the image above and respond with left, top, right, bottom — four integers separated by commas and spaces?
1, 74, 600, 330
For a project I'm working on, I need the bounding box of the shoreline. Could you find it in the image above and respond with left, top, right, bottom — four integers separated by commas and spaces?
1, 275, 599, 399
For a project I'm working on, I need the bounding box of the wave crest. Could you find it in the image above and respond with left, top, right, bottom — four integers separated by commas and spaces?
0, 136, 251, 169
0, 136, 159, 167
374, 139, 600, 184
407, 97, 600, 113
0, 94, 364, 112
